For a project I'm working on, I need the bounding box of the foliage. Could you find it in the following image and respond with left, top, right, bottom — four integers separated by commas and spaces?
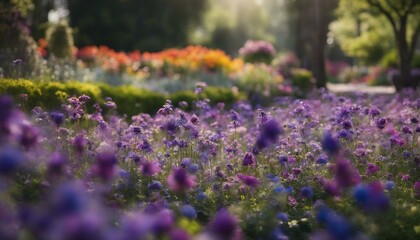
0, 0, 41, 79
68, 0, 207, 51
0, 79, 243, 116
236, 63, 283, 96
290, 68, 315, 95
331, 3, 395, 65
0, 25, 41, 79
333, 0, 420, 90
196, 0, 275, 55
46, 21, 75, 59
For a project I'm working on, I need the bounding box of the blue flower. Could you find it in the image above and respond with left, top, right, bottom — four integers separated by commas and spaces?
276, 212, 289, 222
50, 111, 65, 127
196, 191, 208, 201
181, 205, 197, 219
352, 185, 369, 205
321, 130, 340, 154
188, 163, 199, 173
316, 156, 328, 165
0, 148, 24, 175
384, 181, 395, 190
274, 185, 286, 194
148, 180, 162, 191
300, 186, 314, 199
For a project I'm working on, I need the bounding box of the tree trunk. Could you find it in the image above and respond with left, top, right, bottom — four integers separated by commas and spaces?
313, 0, 327, 88
395, 15, 417, 90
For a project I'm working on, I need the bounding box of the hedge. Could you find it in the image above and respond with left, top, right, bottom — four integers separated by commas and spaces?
0, 79, 245, 116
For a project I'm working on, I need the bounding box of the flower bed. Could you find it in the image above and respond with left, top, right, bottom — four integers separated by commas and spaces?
0, 90, 419, 239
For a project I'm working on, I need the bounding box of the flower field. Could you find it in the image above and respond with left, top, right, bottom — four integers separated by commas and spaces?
0, 89, 419, 240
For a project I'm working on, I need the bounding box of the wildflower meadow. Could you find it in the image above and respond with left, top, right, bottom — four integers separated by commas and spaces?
0, 88, 419, 239
2, 0, 420, 239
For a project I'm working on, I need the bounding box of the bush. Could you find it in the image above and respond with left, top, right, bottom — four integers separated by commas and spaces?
46, 21, 75, 59
381, 50, 399, 68
0, 25, 41, 78
290, 68, 314, 95
0, 79, 243, 116
239, 40, 276, 64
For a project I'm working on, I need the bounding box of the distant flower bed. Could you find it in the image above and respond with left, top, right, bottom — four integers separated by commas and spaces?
239, 40, 276, 64
0, 91, 419, 239
38, 42, 243, 77
34, 41, 321, 99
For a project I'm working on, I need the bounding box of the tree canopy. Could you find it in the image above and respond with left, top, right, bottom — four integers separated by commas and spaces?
68, 0, 207, 52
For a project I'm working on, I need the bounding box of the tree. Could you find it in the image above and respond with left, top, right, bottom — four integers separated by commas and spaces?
0, 0, 41, 78
28, 0, 55, 40
337, 0, 420, 90
192, 0, 275, 56
284, 0, 338, 88
68, 0, 207, 51
331, 6, 395, 65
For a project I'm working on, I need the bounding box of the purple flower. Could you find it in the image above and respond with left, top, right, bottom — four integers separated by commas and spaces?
51, 182, 87, 216
93, 151, 118, 181
334, 159, 361, 189
401, 174, 410, 181
352, 182, 390, 212
366, 163, 378, 175
138, 139, 153, 152
104, 100, 117, 109
242, 152, 255, 166
19, 123, 40, 149
209, 208, 239, 239
316, 156, 328, 165
0, 95, 14, 124
73, 135, 87, 154
78, 94, 91, 103
169, 228, 190, 240
50, 111, 65, 127
148, 180, 163, 191
321, 130, 340, 154
140, 160, 161, 176
300, 186, 314, 199
260, 119, 283, 143
401, 126, 413, 134
369, 107, 381, 117
340, 120, 352, 129
414, 182, 420, 198
48, 152, 67, 177
237, 173, 259, 188
152, 209, 174, 234
189, 114, 199, 125
278, 155, 288, 165
0, 147, 24, 175
167, 168, 197, 192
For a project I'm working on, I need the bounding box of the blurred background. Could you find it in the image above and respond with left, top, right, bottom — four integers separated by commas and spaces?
1, 0, 420, 93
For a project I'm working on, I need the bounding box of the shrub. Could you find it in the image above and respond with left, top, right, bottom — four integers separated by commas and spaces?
0, 79, 243, 116
0, 24, 41, 78
239, 40, 276, 64
46, 21, 75, 60
290, 68, 315, 95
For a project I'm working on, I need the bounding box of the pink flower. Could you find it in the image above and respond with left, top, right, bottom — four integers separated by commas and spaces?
237, 173, 259, 188
333, 158, 361, 189
167, 168, 197, 192
140, 160, 161, 176
366, 163, 379, 175
401, 174, 410, 181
